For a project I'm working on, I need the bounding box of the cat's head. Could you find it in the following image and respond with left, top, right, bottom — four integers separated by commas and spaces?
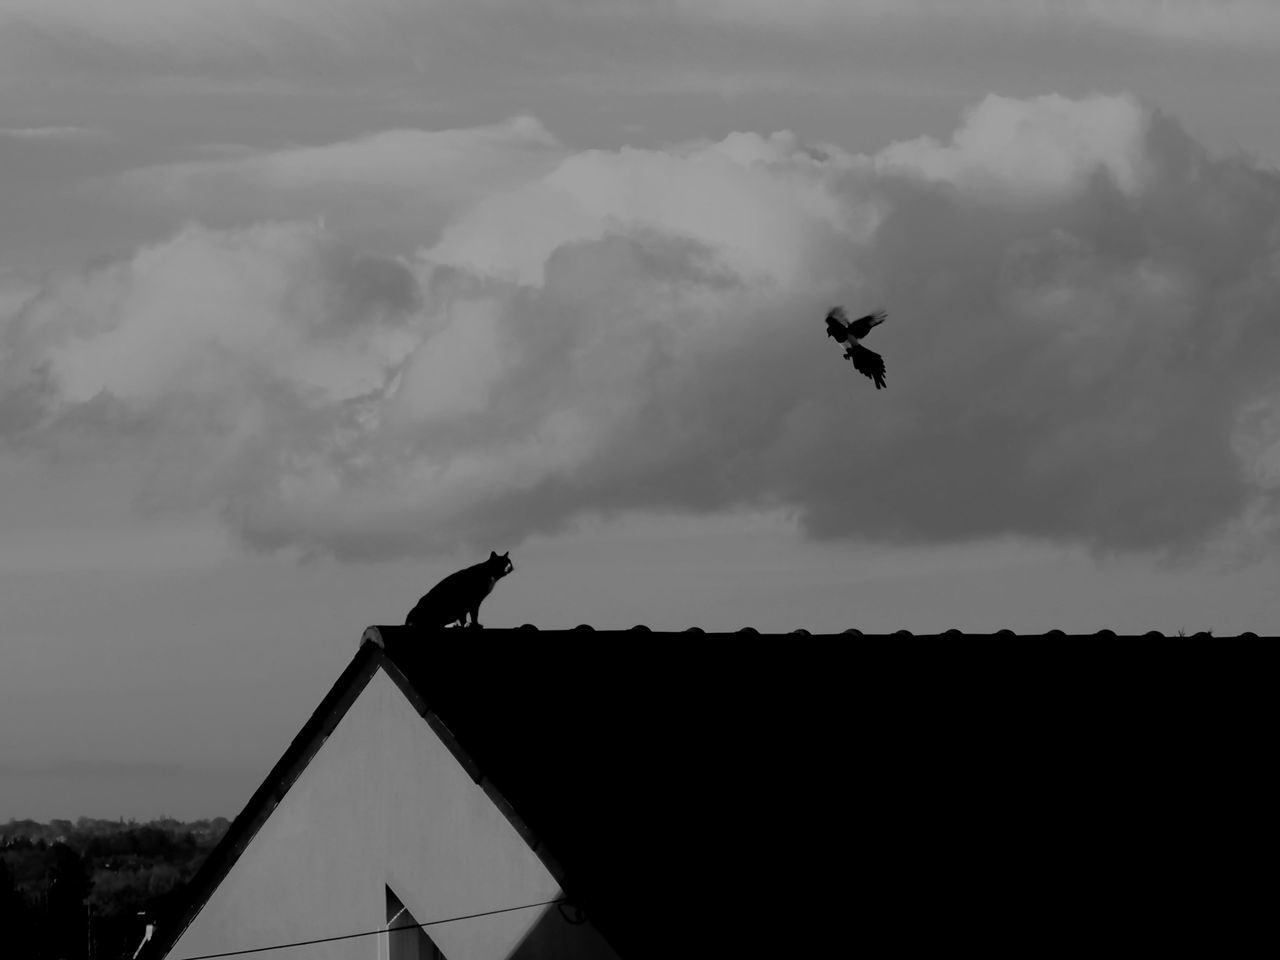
488, 550, 514, 577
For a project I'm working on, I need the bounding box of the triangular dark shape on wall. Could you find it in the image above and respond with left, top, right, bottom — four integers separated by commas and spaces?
386, 885, 448, 960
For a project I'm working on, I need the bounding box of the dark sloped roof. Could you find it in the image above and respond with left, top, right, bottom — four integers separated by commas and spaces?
147, 627, 1272, 959
374, 627, 874, 957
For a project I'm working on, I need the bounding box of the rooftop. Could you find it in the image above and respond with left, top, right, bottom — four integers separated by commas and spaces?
414, 625, 1259, 638
147, 625, 1271, 958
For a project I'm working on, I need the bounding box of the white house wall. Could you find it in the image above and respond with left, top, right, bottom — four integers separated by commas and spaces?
164, 668, 563, 960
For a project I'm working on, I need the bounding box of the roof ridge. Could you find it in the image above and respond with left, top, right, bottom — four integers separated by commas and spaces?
364, 625, 1267, 640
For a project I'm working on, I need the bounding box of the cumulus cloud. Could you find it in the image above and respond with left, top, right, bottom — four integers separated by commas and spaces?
112, 116, 563, 248
4, 92, 1280, 560
427, 130, 866, 286
872, 94, 1152, 199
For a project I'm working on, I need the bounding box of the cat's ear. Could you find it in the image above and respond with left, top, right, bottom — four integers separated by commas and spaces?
489, 550, 498, 559
501, 552, 509, 559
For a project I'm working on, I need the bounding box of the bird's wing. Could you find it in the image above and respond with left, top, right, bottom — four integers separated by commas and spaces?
824, 307, 850, 341
846, 308, 887, 340
846, 342, 887, 389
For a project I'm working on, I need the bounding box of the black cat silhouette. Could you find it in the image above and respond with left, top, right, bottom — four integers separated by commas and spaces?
405, 552, 514, 628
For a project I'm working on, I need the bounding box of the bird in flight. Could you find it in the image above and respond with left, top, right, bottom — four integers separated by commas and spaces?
825, 306, 887, 389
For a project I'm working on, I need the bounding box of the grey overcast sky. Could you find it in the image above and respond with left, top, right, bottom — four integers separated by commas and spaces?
3, 0, 1280, 819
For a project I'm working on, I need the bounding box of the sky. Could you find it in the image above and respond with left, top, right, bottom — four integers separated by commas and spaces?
3, 0, 1280, 820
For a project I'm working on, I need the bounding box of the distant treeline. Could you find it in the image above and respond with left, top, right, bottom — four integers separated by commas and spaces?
1, 816, 229, 960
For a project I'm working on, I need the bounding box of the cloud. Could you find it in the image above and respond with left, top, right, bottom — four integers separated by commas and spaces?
111, 116, 562, 247
427, 130, 864, 286
871, 94, 1152, 199
0, 0, 405, 55
5, 1, 1279, 105
5, 92, 1280, 560
10, 2, 1273, 69
0, 125, 102, 140
668, 0, 1280, 50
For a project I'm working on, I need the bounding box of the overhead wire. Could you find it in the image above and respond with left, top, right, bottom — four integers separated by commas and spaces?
171, 896, 569, 960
